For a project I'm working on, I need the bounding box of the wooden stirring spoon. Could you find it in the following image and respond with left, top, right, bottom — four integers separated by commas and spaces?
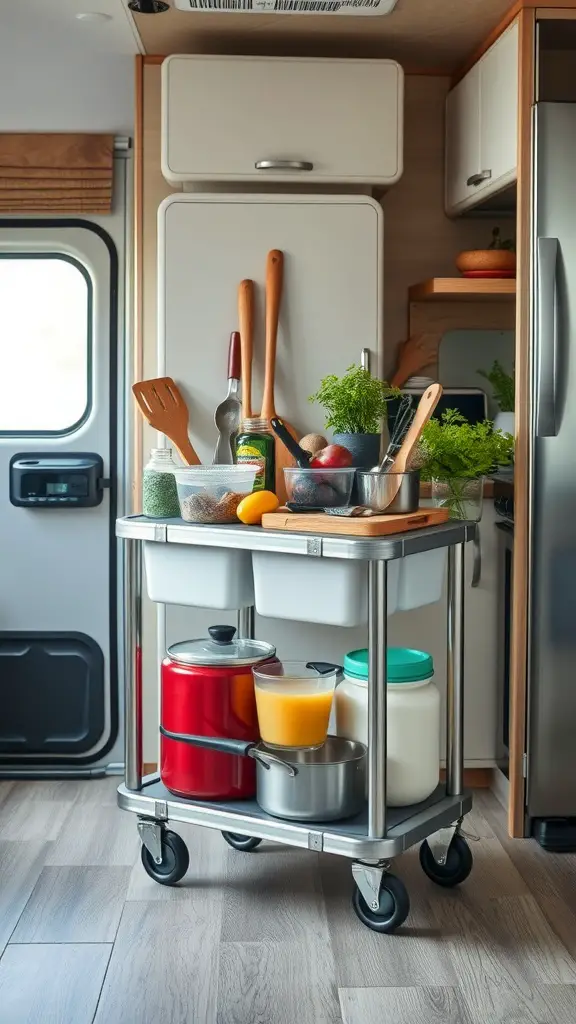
238, 279, 254, 421
260, 250, 299, 500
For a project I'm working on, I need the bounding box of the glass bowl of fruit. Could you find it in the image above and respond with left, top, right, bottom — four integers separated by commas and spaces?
283, 467, 356, 508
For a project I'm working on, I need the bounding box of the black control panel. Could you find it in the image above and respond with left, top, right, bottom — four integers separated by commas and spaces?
10, 453, 107, 508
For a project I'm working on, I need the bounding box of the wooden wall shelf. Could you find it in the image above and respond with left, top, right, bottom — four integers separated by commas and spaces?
409, 278, 516, 302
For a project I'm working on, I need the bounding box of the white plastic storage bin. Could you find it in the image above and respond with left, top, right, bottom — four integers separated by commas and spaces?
397, 549, 448, 612
252, 553, 400, 627
144, 542, 255, 610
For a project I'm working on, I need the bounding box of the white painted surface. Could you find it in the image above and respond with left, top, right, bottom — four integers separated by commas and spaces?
0, 0, 137, 132
445, 64, 481, 213
445, 20, 518, 215
162, 56, 403, 186
479, 22, 519, 198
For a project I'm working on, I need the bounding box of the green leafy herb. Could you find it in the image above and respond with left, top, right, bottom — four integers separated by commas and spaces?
309, 365, 400, 435
488, 226, 515, 252
418, 409, 514, 482
477, 359, 515, 412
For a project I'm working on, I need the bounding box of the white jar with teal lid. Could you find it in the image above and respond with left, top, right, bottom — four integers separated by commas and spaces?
335, 647, 440, 807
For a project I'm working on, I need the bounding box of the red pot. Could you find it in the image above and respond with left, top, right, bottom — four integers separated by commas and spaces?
160, 625, 277, 800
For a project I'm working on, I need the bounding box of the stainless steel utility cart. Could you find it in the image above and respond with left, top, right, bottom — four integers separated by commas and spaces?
116, 515, 474, 933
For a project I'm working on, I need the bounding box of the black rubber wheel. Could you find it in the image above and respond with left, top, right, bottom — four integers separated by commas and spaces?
221, 831, 263, 852
140, 829, 190, 885
352, 873, 410, 934
419, 834, 473, 888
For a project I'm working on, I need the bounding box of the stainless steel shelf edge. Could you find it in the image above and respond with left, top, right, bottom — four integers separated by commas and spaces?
117, 780, 471, 860
116, 515, 473, 561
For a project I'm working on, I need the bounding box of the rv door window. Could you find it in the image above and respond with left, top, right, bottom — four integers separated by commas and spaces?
0, 254, 91, 434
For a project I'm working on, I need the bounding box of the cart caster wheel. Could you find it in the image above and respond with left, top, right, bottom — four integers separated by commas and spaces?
352, 873, 410, 934
419, 834, 473, 888
140, 829, 190, 885
221, 831, 262, 852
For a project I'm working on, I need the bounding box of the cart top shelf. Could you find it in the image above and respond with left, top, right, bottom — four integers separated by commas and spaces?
116, 515, 474, 562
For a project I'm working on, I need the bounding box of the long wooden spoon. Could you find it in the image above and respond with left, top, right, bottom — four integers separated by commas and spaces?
238, 279, 254, 421
260, 250, 299, 499
132, 376, 200, 465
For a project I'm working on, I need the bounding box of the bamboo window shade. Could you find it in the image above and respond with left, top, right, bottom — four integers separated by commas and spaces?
0, 134, 114, 213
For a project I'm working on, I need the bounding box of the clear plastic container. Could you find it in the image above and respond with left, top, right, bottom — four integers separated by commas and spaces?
174, 465, 258, 524
143, 448, 180, 518
253, 660, 339, 750
283, 467, 356, 508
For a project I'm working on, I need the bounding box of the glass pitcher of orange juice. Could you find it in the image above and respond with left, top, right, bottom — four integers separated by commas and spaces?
253, 661, 341, 750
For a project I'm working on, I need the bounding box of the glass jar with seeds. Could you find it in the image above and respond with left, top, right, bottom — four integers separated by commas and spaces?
143, 448, 180, 518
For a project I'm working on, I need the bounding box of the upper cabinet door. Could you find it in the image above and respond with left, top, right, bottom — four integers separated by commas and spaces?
445, 19, 519, 215
479, 21, 519, 195
445, 64, 481, 213
162, 56, 403, 187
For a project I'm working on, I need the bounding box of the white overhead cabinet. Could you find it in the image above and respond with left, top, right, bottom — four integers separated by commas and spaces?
445, 21, 518, 214
162, 55, 403, 187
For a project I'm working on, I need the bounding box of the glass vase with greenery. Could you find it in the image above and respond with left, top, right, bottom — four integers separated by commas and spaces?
309, 364, 399, 468
418, 409, 514, 520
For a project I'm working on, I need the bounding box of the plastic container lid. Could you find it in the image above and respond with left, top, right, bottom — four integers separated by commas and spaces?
167, 625, 275, 668
343, 647, 434, 684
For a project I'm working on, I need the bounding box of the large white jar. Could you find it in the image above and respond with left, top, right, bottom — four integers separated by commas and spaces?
335, 647, 440, 807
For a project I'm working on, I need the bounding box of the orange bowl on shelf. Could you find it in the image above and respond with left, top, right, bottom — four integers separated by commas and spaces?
455, 249, 516, 275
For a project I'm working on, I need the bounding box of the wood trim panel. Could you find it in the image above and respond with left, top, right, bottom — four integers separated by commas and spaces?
509, 7, 536, 839
133, 55, 144, 514
537, 7, 576, 15
143, 55, 165, 65
409, 278, 516, 302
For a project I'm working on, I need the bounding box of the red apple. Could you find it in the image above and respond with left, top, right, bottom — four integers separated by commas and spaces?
309, 444, 353, 469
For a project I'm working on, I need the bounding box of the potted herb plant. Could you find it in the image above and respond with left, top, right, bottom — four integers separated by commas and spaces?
309, 364, 400, 469
478, 359, 515, 435
418, 409, 514, 520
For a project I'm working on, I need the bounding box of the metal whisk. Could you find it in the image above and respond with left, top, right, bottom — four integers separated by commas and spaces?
372, 394, 414, 472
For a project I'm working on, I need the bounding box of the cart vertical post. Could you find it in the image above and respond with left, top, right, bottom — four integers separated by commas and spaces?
237, 606, 255, 640
368, 559, 388, 839
124, 538, 143, 792
446, 542, 465, 796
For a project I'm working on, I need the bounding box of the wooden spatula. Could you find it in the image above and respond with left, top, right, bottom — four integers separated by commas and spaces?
132, 376, 200, 466
238, 279, 254, 421
382, 383, 443, 508
260, 250, 299, 500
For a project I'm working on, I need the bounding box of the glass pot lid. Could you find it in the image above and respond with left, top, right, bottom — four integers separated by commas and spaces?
167, 625, 276, 668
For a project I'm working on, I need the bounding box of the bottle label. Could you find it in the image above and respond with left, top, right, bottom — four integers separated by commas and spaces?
236, 441, 268, 491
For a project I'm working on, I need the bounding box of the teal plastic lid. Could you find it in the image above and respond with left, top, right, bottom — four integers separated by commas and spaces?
344, 647, 434, 684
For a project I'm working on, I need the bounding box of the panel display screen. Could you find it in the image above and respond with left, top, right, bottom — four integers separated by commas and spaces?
46, 482, 69, 495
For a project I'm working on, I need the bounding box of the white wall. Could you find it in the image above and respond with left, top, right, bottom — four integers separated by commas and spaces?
0, 5, 135, 133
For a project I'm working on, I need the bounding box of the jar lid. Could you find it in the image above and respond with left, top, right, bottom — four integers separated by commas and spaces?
167, 625, 275, 668
343, 647, 434, 684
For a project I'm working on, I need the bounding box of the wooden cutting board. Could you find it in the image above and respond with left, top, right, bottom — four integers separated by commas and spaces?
261, 507, 450, 537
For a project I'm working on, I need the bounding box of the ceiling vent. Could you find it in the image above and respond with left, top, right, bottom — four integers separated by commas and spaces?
174, 0, 398, 15
128, 0, 170, 12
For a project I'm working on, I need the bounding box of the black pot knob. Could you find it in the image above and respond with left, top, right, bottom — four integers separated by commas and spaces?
208, 625, 237, 645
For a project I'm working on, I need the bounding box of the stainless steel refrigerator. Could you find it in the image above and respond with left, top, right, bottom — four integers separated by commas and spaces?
528, 101, 576, 848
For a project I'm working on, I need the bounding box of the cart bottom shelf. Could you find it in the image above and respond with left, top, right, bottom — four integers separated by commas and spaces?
118, 778, 472, 860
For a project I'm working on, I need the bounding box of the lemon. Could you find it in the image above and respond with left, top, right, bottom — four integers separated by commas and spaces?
236, 490, 280, 525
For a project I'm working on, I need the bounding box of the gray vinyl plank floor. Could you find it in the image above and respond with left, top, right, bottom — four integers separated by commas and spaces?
0, 779, 576, 1024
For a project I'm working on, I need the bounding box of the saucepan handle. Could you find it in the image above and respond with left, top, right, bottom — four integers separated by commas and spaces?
306, 661, 344, 680
159, 726, 255, 758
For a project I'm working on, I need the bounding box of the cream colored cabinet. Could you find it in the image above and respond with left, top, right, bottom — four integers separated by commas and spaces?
162, 55, 403, 187
445, 21, 518, 215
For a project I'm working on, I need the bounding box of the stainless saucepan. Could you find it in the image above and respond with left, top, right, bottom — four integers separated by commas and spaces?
160, 727, 367, 822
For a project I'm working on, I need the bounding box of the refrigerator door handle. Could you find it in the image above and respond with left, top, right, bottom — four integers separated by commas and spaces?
536, 237, 559, 438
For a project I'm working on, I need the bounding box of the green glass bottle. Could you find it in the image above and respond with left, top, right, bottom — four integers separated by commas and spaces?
235, 417, 275, 492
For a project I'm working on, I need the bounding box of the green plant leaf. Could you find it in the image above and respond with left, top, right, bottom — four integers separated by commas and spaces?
418, 408, 514, 481
477, 359, 515, 412
309, 364, 400, 435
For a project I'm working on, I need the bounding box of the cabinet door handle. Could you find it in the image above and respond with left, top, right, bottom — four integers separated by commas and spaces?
466, 169, 492, 187
255, 160, 314, 172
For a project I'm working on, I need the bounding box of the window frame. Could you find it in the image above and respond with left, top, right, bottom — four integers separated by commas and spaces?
0, 250, 93, 438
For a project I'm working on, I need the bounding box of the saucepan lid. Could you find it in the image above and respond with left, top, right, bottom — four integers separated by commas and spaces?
167, 625, 275, 668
